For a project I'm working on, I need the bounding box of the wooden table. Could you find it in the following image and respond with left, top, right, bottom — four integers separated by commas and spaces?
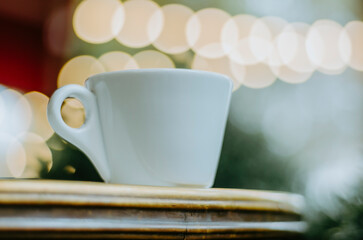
0, 180, 306, 239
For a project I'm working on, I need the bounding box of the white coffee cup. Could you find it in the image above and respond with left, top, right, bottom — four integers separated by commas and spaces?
47, 69, 232, 188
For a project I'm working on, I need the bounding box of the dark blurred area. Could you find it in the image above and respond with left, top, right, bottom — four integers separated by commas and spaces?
0, 0, 62, 94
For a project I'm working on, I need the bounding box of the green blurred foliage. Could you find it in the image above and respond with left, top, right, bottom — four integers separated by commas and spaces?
214, 121, 294, 191
306, 181, 363, 240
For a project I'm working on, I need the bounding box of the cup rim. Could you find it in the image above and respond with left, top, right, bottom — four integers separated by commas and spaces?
85, 68, 233, 89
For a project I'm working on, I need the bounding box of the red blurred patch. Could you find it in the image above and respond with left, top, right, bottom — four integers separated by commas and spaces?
0, 16, 44, 93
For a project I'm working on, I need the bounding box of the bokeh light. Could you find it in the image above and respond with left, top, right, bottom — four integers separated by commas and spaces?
191, 54, 243, 91
73, 0, 124, 44
279, 23, 316, 73
222, 14, 270, 65
0, 134, 26, 178
343, 21, 363, 71
272, 65, 313, 84
24, 91, 54, 141
246, 17, 274, 63
186, 8, 231, 59
47, 134, 67, 152
271, 22, 315, 84
153, 4, 194, 54
61, 98, 85, 129
241, 63, 276, 88
45, 6, 70, 57
306, 20, 350, 75
259, 16, 289, 67
57, 55, 105, 87
17, 132, 53, 178
229, 61, 247, 90
0, 89, 32, 136
133, 50, 175, 68
64, 165, 76, 174
116, 0, 163, 48
268, 22, 315, 84
276, 25, 300, 67
99, 51, 139, 71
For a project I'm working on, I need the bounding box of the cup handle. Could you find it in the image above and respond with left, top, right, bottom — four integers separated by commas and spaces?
47, 84, 111, 182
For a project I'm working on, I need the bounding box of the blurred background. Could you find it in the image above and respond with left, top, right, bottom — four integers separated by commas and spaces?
0, 0, 363, 239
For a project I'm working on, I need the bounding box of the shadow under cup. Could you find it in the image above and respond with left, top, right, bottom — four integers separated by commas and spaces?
48, 69, 233, 188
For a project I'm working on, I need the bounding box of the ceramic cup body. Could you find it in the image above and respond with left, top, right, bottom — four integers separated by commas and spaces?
47, 69, 232, 187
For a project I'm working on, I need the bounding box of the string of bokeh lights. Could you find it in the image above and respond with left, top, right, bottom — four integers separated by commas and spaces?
67, 0, 363, 91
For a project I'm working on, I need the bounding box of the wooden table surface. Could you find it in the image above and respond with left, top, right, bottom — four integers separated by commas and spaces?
0, 180, 306, 239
